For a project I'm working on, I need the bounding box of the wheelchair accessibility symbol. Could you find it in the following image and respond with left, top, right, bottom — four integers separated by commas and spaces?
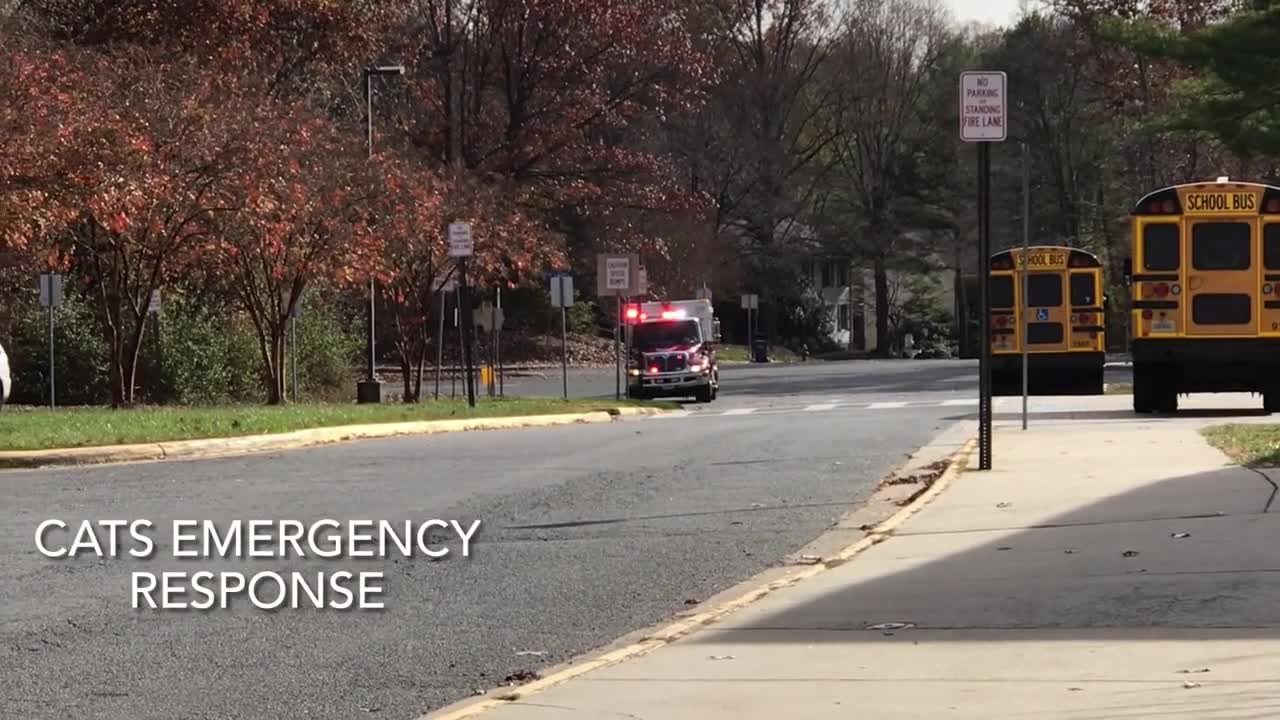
1035, 308, 1049, 321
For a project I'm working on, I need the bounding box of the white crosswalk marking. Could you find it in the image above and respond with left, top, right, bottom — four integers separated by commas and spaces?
804, 403, 836, 411
868, 402, 907, 409
723, 408, 756, 415
941, 398, 978, 406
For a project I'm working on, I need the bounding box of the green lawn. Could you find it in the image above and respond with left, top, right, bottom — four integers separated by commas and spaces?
1104, 383, 1133, 395
1202, 424, 1280, 466
717, 344, 800, 363
0, 398, 675, 452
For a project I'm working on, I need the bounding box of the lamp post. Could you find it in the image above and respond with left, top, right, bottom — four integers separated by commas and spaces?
356, 64, 405, 405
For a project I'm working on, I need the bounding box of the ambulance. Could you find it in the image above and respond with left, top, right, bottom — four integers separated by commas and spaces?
623, 299, 721, 402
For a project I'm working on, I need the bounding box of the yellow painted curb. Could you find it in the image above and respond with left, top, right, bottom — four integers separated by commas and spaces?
0, 407, 669, 470
420, 436, 979, 720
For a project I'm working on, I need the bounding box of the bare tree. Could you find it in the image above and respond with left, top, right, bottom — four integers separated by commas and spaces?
822, 0, 955, 355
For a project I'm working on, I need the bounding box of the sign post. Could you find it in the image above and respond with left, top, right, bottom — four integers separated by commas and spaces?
1020, 142, 1031, 430
450, 222, 476, 408
597, 254, 638, 400
39, 273, 63, 408
550, 274, 574, 399
961, 70, 1007, 471
434, 273, 456, 400
741, 294, 759, 359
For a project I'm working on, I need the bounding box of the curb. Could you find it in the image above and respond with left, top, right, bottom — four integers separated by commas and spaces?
419, 435, 978, 720
0, 407, 670, 470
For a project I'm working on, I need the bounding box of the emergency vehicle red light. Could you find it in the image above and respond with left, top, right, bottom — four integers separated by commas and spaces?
661, 310, 684, 319
625, 307, 639, 320
648, 366, 659, 374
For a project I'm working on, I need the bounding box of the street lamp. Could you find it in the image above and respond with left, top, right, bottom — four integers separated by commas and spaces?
357, 64, 405, 405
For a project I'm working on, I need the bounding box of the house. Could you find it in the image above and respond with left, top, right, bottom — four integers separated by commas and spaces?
807, 253, 958, 354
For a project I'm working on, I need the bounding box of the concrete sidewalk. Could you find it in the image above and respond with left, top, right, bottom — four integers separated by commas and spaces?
442, 394, 1280, 719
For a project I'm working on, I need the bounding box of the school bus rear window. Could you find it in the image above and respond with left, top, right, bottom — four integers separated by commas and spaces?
1264, 224, 1280, 270
1192, 222, 1251, 270
1143, 224, 1179, 270
1070, 273, 1095, 306
1026, 274, 1062, 307
990, 276, 1013, 308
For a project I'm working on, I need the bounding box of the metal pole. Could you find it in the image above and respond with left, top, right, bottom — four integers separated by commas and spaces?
359, 69, 380, 402
978, 142, 993, 470
435, 287, 445, 400
460, 258, 476, 407
561, 286, 569, 400
1021, 142, 1030, 430
291, 316, 298, 402
615, 295, 622, 400
496, 286, 504, 397
48, 304, 55, 409
454, 286, 462, 399
489, 291, 497, 398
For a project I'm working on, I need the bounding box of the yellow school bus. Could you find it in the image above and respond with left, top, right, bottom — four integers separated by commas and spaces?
989, 246, 1106, 395
1125, 177, 1280, 413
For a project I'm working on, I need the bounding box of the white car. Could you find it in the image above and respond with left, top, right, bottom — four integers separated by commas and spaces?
0, 341, 9, 408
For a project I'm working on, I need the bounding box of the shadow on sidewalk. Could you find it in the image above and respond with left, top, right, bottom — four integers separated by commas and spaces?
940, 408, 1271, 423
692, 462, 1280, 642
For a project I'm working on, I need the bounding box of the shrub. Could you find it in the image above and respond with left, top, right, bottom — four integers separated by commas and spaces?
7, 296, 111, 406
291, 293, 362, 401
138, 296, 263, 405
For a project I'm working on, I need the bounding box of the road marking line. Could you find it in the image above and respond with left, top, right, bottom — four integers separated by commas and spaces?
804, 403, 836, 411
868, 402, 907, 409
941, 398, 978, 406
722, 408, 756, 415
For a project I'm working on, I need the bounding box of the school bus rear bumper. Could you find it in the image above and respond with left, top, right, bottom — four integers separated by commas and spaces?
991, 351, 1104, 372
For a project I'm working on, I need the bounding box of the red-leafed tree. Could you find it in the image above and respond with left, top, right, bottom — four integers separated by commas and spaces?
49, 49, 249, 407
372, 159, 566, 401
393, 0, 714, 281
216, 108, 375, 405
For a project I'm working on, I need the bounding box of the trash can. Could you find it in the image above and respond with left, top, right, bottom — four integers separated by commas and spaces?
751, 338, 769, 363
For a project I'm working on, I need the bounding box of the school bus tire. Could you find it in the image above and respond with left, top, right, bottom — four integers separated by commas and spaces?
1133, 363, 1156, 413
1264, 391, 1280, 414
1153, 366, 1178, 413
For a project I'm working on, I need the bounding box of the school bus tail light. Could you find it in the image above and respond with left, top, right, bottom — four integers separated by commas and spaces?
1142, 309, 1154, 319
1265, 284, 1274, 295
1154, 283, 1170, 298
1266, 198, 1280, 213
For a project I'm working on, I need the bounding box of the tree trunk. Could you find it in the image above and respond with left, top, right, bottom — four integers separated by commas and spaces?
873, 255, 890, 358
268, 330, 286, 405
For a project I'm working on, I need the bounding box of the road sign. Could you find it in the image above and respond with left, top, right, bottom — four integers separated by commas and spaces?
448, 222, 474, 257
740, 294, 758, 310
1036, 307, 1049, 321
960, 71, 1007, 142
474, 302, 504, 332
550, 274, 574, 308
595, 253, 639, 296
38, 273, 63, 308
147, 290, 161, 314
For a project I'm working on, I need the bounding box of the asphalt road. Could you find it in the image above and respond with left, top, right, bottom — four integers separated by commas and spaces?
430, 359, 1132, 402
4, 360, 983, 720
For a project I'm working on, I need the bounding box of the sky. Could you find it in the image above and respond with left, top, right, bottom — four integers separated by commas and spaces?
943, 0, 1044, 28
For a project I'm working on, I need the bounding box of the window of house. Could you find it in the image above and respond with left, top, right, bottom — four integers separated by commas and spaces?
821, 261, 833, 288
837, 304, 850, 331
